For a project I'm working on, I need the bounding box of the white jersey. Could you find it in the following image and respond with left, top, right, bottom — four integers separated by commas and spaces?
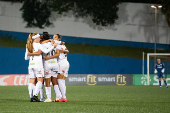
57, 45, 67, 61
25, 43, 54, 69
54, 40, 61, 45
42, 42, 58, 64
42, 42, 61, 78
57, 44, 69, 77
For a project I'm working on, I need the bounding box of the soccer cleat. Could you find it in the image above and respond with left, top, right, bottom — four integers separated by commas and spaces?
166, 86, 169, 89
40, 97, 46, 102
59, 98, 64, 102
53, 97, 60, 102
44, 98, 52, 102
63, 98, 67, 102
30, 97, 36, 102
33, 95, 40, 102
159, 86, 162, 89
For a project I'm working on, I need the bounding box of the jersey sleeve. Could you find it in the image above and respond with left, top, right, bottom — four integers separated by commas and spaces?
39, 43, 54, 54
54, 40, 61, 45
56, 45, 62, 50
24, 48, 30, 60
64, 45, 68, 51
155, 64, 157, 70
58, 41, 61, 45
162, 63, 165, 69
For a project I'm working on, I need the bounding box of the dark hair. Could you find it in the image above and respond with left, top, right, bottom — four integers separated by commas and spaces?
56, 34, 61, 39
43, 32, 50, 40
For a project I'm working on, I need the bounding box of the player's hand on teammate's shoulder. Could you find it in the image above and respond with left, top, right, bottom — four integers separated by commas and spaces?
60, 48, 64, 53
61, 41, 65, 45
53, 43, 58, 48
49, 39, 55, 44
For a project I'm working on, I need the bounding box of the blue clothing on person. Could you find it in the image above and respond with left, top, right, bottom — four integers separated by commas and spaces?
155, 63, 165, 78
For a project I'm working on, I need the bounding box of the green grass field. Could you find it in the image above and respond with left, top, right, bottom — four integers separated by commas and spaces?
0, 86, 169, 113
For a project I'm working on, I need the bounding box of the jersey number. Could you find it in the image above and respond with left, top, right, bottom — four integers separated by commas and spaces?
46, 50, 55, 56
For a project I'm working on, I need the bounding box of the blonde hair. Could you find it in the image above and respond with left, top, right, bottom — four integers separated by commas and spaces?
26, 32, 38, 53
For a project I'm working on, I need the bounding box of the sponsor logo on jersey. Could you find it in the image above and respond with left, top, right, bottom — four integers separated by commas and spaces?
116, 74, 126, 85
29, 62, 35, 65
48, 61, 56, 64
87, 74, 97, 85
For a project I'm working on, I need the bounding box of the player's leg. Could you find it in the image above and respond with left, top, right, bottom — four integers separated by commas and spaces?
57, 73, 66, 102
52, 64, 62, 101
52, 75, 61, 102
157, 73, 162, 88
33, 68, 44, 102
40, 79, 46, 102
162, 74, 168, 88
61, 62, 69, 102
44, 77, 52, 102
43, 70, 53, 102
62, 66, 69, 102
28, 68, 36, 102
33, 78, 37, 96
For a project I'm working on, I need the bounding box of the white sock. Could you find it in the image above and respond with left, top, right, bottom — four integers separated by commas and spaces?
40, 84, 44, 99
53, 85, 62, 98
35, 81, 43, 96
33, 85, 36, 96
58, 79, 66, 98
62, 80, 66, 97
45, 87, 51, 99
28, 83, 34, 98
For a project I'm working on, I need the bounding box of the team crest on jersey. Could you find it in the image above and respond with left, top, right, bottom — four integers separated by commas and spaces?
48, 61, 56, 64
46, 71, 49, 75
37, 70, 42, 74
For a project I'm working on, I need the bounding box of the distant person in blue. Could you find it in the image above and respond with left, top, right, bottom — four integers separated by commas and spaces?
154, 58, 168, 88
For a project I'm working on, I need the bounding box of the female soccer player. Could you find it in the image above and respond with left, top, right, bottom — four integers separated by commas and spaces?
51, 34, 69, 102
26, 32, 57, 102
154, 58, 168, 88
41, 32, 62, 102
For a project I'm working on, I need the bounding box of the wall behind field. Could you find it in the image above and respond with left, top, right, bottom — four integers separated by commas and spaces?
0, 46, 145, 74
1, 46, 170, 75
0, 1, 170, 44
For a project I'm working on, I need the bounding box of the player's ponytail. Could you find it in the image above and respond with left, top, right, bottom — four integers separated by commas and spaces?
26, 33, 38, 53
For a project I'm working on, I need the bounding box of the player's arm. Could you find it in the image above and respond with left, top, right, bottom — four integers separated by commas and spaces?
41, 39, 55, 44
28, 50, 42, 56
45, 49, 60, 61
25, 48, 30, 60
39, 43, 58, 54
60, 48, 69, 53
60, 41, 65, 45
154, 64, 157, 73
161, 63, 165, 73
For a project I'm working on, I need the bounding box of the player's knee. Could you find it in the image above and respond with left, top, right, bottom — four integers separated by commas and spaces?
45, 78, 51, 87
29, 78, 35, 83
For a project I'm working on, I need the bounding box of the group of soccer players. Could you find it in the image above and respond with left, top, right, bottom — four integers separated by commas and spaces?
25, 32, 69, 102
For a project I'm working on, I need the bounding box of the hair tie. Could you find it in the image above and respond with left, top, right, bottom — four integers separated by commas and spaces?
32, 34, 40, 39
